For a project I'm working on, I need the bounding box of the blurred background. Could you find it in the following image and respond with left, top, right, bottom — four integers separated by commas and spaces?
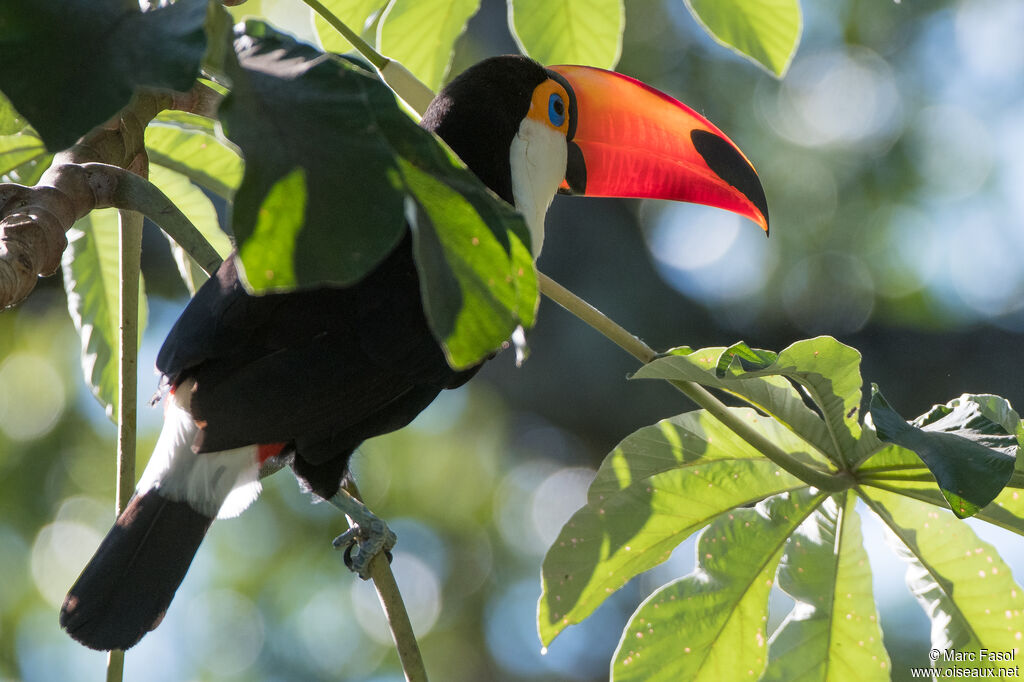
2, 0, 1023, 679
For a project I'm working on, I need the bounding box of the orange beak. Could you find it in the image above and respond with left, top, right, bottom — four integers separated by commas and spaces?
546, 65, 769, 234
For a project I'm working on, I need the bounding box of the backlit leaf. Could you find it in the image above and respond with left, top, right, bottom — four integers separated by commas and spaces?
539, 408, 811, 646
612, 490, 824, 681
509, 0, 623, 69
378, 0, 480, 91
861, 488, 1024, 665
684, 0, 801, 77
763, 492, 890, 681
61, 210, 148, 420
148, 165, 231, 295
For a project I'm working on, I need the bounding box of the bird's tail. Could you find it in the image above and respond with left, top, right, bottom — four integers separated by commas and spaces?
59, 488, 215, 650
60, 387, 263, 651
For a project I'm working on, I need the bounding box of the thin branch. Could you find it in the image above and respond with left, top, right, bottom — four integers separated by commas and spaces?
169, 81, 223, 119
537, 273, 655, 363
299, 0, 388, 69
537, 272, 853, 492
115, 205, 142, 514
105, 652, 124, 682
106, 155, 147, 682
299, 0, 435, 115
326, 482, 428, 682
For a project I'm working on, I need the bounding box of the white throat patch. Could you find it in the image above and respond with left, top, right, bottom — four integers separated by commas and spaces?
509, 117, 567, 258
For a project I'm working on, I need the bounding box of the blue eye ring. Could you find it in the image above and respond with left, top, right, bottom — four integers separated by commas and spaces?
548, 93, 566, 127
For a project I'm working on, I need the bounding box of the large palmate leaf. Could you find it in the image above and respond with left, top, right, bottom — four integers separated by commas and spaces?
869, 389, 1016, 518
636, 337, 882, 467
508, 0, 623, 69
612, 490, 825, 681
61, 210, 148, 420
539, 408, 812, 646
685, 0, 801, 77
378, 0, 480, 92
221, 21, 536, 368
0, 0, 207, 151
861, 488, 1024, 666
764, 492, 890, 681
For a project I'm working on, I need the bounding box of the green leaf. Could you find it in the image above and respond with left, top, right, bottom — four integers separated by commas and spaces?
0, 130, 51, 185
313, 0, 388, 54
869, 387, 1015, 518
684, 0, 801, 78
237, 167, 307, 292
403, 160, 536, 369
0, 93, 27, 135
145, 119, 244, 200
715, 340, 777, 376
914, 393, 1023, 457
61, 209, 148, 421
539, 408, 812, 646
763, 492, 891, 681
859, 440, 1024, 536
861, 488, 1024, 662
0, 0, 207, 151
509, 0, 624, 69
222, 25, 407, 287
148, 165, 231, 295
612, 490, 824, 681
222, 21, 537, 367
378, 0, 480, 91
638, 337, 879, 467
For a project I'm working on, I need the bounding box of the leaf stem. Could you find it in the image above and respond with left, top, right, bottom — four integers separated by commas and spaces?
298, 0, 436, 114
299, 0, 388, 69
537, 273, 655, 363
537, 272, 852, 492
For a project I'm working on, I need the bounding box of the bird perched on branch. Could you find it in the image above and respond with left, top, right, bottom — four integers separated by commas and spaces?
60, 55, 768, 651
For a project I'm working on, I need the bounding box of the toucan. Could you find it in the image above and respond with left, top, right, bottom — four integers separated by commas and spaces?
59, 55, 768, 651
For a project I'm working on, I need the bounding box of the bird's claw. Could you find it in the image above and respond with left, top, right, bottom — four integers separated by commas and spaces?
332, 517, 396, 580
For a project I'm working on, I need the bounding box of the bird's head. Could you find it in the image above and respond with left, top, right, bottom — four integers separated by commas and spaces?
421, 55, 769, 257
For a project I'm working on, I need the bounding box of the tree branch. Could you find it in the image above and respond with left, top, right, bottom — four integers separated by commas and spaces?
0, 83, 218, 309
327, 481, 428, 682
537, 273, 853, 491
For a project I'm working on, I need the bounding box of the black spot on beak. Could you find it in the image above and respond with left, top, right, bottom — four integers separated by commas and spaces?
561, 141, 587, 195
691, 130, 770, 234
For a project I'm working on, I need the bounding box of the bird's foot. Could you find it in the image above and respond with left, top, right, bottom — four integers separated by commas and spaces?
332, 520, 396, 579
326, 489, 396, 580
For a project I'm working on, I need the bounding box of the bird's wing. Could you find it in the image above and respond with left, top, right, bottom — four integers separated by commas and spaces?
155, 236, 472, 454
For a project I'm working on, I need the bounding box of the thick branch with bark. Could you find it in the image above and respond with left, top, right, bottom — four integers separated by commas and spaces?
0, 83, 220, 309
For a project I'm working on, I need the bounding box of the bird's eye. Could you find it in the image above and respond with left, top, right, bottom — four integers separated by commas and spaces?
548, 93, 566, 127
